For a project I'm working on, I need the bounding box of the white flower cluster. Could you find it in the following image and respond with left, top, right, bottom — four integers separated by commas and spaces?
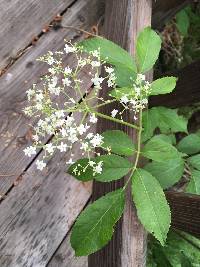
23, 42, 112, 172
24, 112, 103, 170
110, 74, 151, 119
23, 41, 149, 174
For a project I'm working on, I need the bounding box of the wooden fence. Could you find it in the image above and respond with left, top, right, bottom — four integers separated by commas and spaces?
0, 0, 199, 266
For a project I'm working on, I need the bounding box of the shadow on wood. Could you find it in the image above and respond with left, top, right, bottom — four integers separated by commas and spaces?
166, 191, 200, 238
150, 60, 200, 108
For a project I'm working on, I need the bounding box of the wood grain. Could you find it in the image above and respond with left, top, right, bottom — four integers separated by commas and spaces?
0, 111, 94, 267
47, 234, 87, 267
150, 60, 200, 108
0, 0, 103, 195
166, 191, 200, 238
88, 1, 152, 266
0, 145, 92, 267
0, 0, 77, 70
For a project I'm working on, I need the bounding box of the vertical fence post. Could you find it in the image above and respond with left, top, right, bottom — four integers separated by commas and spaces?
88, 0, 152, 266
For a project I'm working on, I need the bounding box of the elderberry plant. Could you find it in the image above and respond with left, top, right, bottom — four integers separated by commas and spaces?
24, 27, 195, 256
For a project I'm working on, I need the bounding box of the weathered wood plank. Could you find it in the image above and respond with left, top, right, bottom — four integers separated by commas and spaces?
47, 234, 87, 267
0, 0, 103, 195
150, 60, 200, 108
166, 191, 200, 238
88, 1, 152, 267
152, 0, 191, 30
0, 112, 94, 267
0, 0, 76, 70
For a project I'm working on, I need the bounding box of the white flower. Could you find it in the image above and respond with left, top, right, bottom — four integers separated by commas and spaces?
51, 76, 58, 86
107, 76, 116, 87
65, 116, 74, 126
120, 95, 129, 104
105, 66, 114, 74
135, 87, 141, 96
52, 87, 61, 96
66, 158, 75, 165
91, 61, 101, 67
91, 50, 100, 57
35, 93, 44, 102
67, 127, 78, 143
86, 133, 94, 139
77, 124, 86, 135
24, 146, 37, 157
91, 75, 104, 88
35, 102, 43, 110
68, 133, 78, 143
90, 134, 103, 147
45, 143, 54, 154
48, 68, 56, 75
80, 142, 89, 151
55, 110, 65, 118
111, 109, 118, 118
47, 57, 55, 65
62, 77, 71, 86
57, 142, 68, 152
88, 160, 95, 167
130, 99, 137, 106
137, 74, 145, 81
78, 59, 87, 67
93, 161, 103, 175
142, 98, 148, 105
89, 114, 98, 124
64, 67, 72, 75
27, 89, 35, 100
24, 106, 33, 116
32, 134, 39, 142
64, 44, 76, 54
36, 160, 46, 170
61, 128, 67, 137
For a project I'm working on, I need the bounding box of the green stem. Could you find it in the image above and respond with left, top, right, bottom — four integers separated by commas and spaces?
93, 99, 117, 109
91, 110, 140, 130
123, 108, 143, 190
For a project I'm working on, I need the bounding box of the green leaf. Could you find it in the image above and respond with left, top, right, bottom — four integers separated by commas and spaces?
71, 189, 125, 256
176, 9, 190, 37
177, 134, 200, 155
152, 134, 176, 145
180, 253, 193, 267
136, 27, 162, 73
148, 230, 200, 267
79, 37, 137, 72
131, 169, 171, 245
187, 154, 200, 170
150, 77, 177, 96
150, 243, 173, 267
114, 65, 136, 87
142, 136, 181, 163
101, 130, 135, 156
144, 158, 184, 189
109, 87, 134, 100
68, 154, 132, 182
142, 108, 187, 143
141, 110, 158, 142
150, 107, 188, 134
186, 170, 200, 194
